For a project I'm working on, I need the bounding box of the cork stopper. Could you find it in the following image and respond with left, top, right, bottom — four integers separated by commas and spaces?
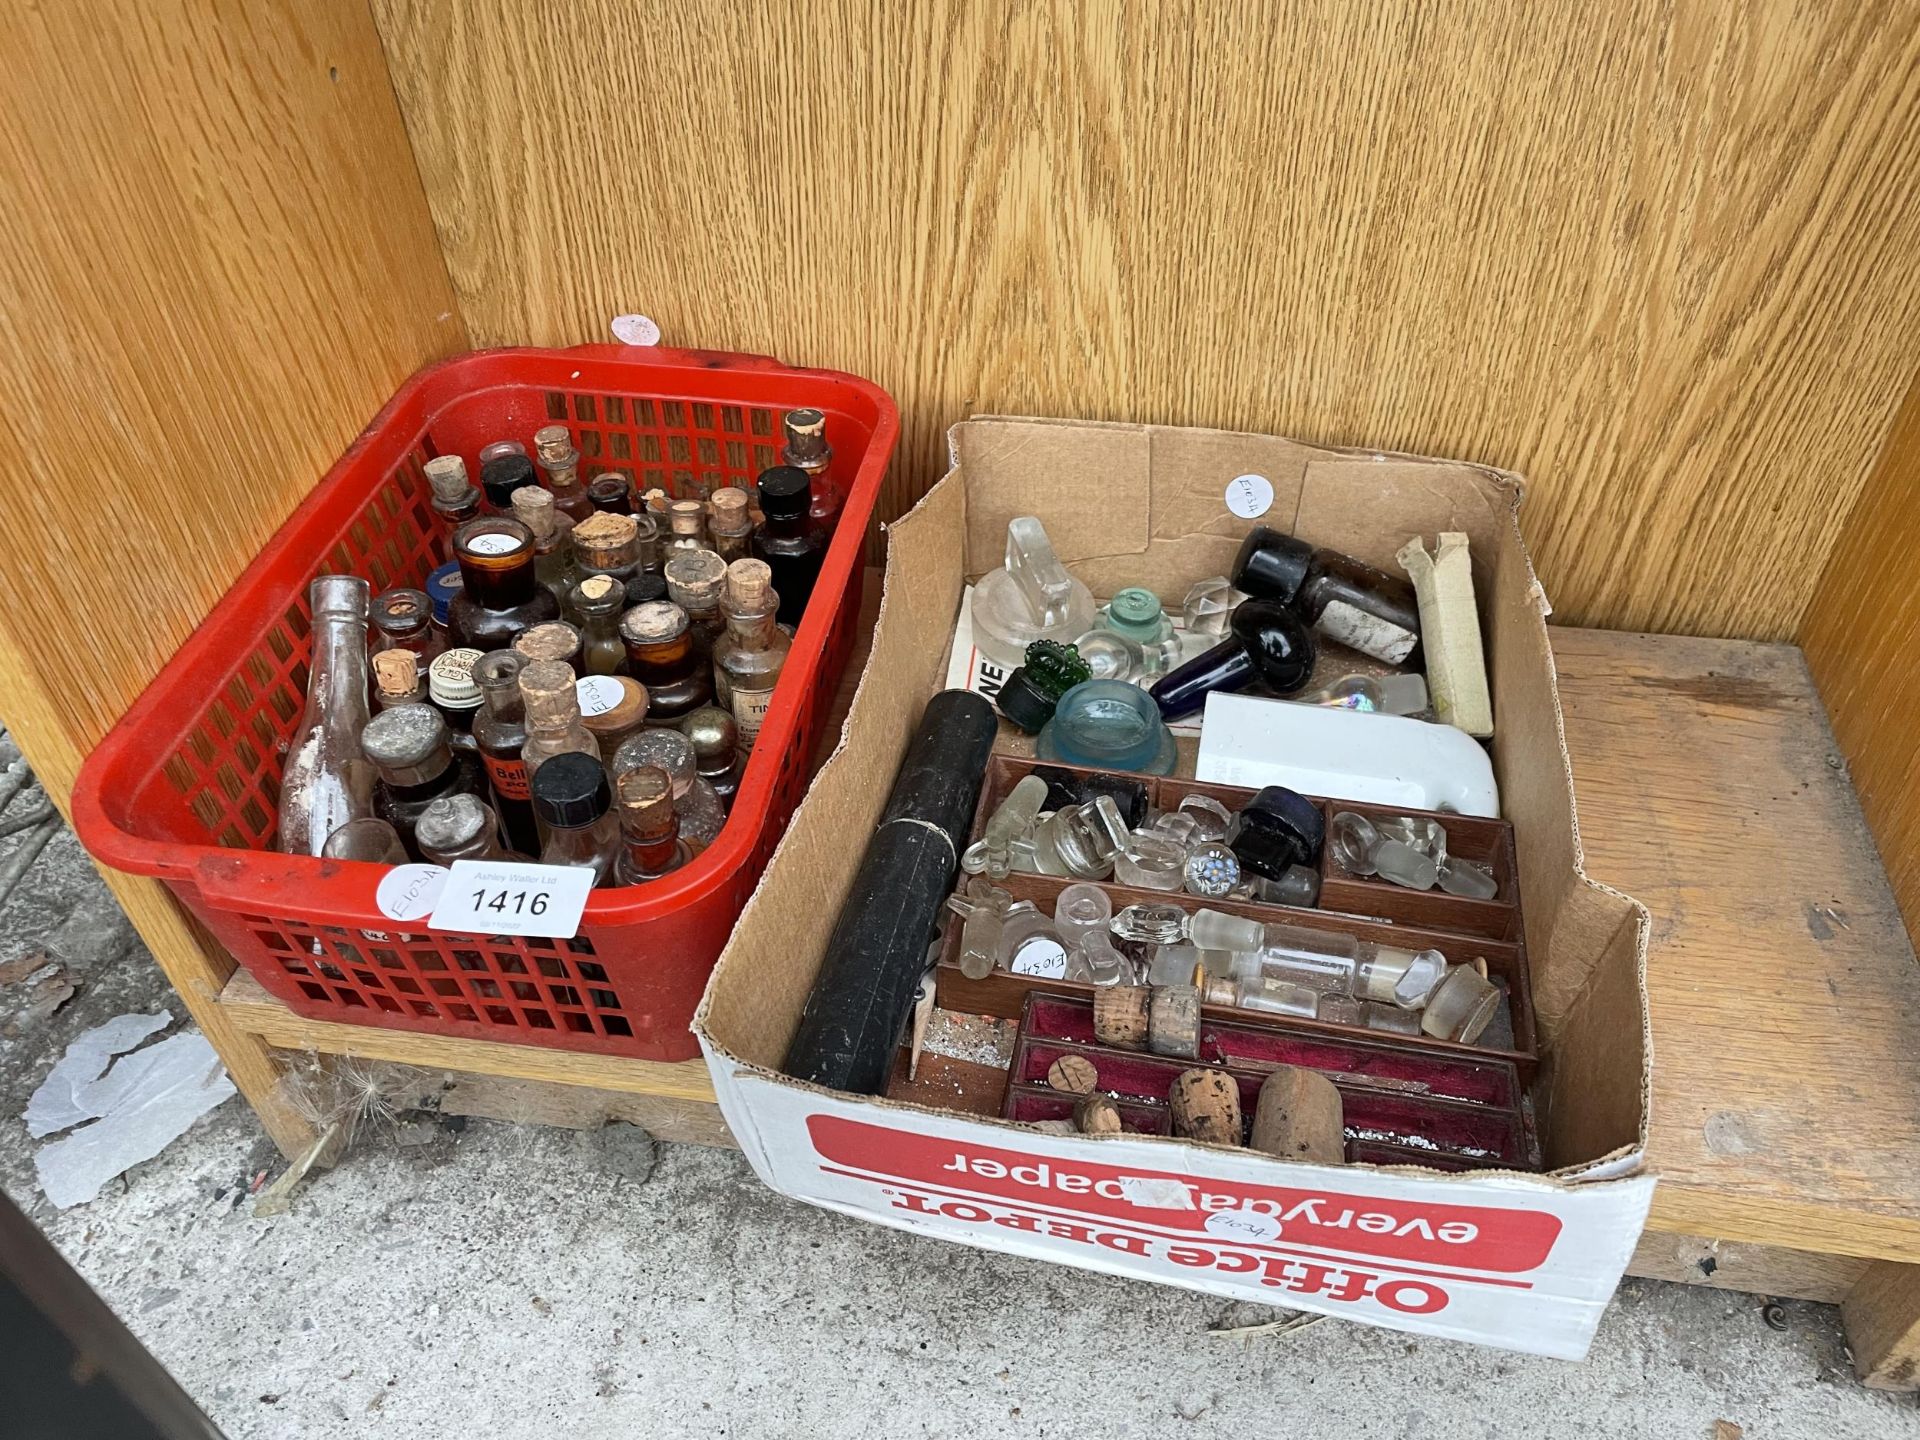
725, 558, 774, 611
572, 510, 639, 568
572, 574, 625, 617
614, 764, 677, 833
423, 455, 471, 502
533, 425, 575, 466
518, 658, 580, 727
427, 648, 483, 707
509, 485, 558, 542
619, 600, 688, 646
665, 549, 727, 611
643, 487, 670, 516
668, 499, 705, 537
709, 487, 751, 535
782, 407, 828, 464
513, 621, 582, 665
372, 648, 420, 700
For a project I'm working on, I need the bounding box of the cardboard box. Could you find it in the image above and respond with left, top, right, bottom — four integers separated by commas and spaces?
695, 417, 1655, 1359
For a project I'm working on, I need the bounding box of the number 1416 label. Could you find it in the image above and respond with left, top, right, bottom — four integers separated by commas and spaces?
427, 860, 597, 939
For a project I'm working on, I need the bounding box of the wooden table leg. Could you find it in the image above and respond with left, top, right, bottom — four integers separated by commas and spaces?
1843, 1261, 1920, 1389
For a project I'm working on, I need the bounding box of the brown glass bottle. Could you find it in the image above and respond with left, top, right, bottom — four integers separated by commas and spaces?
1231, 527, 1421, 666
587, 473, 635, 514
361, 704, 486, 859
531, 751, 620, 884
618, 600, 711, 722
569, 575, 629, 675
750, 466, 829, 628
533, 425, 595, 524
370, 587, 444, 685
468, 650, 542, 856
783, 407, 841, 533
447, 516, 560, 651
424, 455, 481, 556
613, 764, 691, 884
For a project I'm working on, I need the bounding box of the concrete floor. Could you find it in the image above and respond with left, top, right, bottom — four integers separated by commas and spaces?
2, 817, 1918, 1438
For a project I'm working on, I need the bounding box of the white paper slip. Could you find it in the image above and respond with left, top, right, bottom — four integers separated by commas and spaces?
428, 859, 598, 938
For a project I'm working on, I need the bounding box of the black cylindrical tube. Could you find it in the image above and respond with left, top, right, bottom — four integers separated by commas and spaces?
782, 690, 999, 1093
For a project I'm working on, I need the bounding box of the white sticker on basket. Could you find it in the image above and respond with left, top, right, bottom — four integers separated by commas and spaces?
575, 675, 627, 716
375, 864, 448, 922
466, 531, 522, 556
428, 860, 596, 939
1225, 473, 1274, 520
611, 314, 662, 347
1204, 1207, 1283, 1244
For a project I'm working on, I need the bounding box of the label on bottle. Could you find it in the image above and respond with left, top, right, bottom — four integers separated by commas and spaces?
466, 531, 522, 556
730, 686, 775, 742
481, 752, 532, 801
1008, 935, 1069, 978
1315, 599, 1418, 665
1224, 472, 1274, 519
575, 674, 627, 717
428, 859, 596, 939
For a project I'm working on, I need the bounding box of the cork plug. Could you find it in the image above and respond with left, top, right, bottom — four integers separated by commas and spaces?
1092, 987, 1150, 1050
533, 424, 576, 466
669, 499, 705, 536
513, 621, 581, 665
423, 454, 470, 502
709, 487, 751, 533
783, 407, 828, 462
577, 573, 623, 606
725, 558, 774, 613
1250, 1066, 1345, 1165
643, 487, 670, 516
518, 659, 580, 726
615, 764, 677, 834
573, 510, 639, 565
665, 549, 727, 608
620, 599, 688, 646
1047, 1055, 1098, 1095
1170, 1068, 1243, 1145
372, 648, 419, 700
510, 485, 558, 542
1074, 1094, 1123, 1136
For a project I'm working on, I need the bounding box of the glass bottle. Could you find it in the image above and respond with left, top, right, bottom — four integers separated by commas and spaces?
518, 659, 599, 781
572, 511, 644, 595
372, 649, 425, 711
360, 703, 486, 859
611, 728, 724, 851
750, 466, 829, 628
426, 647, 484, 750
587, 473, 635, 514
1200, 972, 1322, 1018
1148, 598, 1316, 720
320, 816, 407, 865
533, 424, 595, 524
1036, 679, 1179, 776
707, 487, 755, 563
479, 439, 528, 467
510, 485, 576, 610
969, 516, 1096, 669
531, 751, 620, 883
370, 586, 444, 686
424, 455, 480, 554
612, 764, 692, 884
1188, 909, 1446, 1010
618, 601, 712, 722
278, 576, 376, 856
447, 517, 561, 651
665, 499, 711, 557
569, 574, 629, 675
480, 451, 538, 512
469, 650, 543, 857
416, 792, 511, 865
513, 620, 583, 671
682, 706, 741, 808
577, 674, 650, 764
782, 407, 841, 533
642, 487, 671, 520
1232, 526, 1422, 665
710, 558, 790, 746
665, 548, 728, 655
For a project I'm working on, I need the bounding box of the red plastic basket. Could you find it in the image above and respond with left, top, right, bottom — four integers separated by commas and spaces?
72, 345, 897, 1062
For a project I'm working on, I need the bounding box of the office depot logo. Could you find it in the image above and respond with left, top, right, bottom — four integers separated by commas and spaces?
806, 1115, 1562, 1274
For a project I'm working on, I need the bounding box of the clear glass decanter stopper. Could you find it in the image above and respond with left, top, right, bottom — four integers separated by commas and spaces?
970, 516, 1096, 668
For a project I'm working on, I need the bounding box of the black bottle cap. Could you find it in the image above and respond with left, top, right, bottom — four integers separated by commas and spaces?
996, 667, 1059, 734
625, 570, 668, 606
530, 751, 610, 828
757, 465, 812, 519
481, 454, 539, 504
1232, 526, 1314, 604
1230, 785, 1326, 879
1230, 598, 1317, 694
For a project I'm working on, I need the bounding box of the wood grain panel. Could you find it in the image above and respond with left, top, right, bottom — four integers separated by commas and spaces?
374, 0, 1920, 637
1801, 372, 1920, 950
0, 0, 466, 1155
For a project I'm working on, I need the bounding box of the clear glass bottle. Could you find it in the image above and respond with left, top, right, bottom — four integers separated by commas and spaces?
372, 649, 425, 711
613, 764, 692, 884
424, 455, 481, 555
360, 703, 486, 859
469, 650, 543, 857
426, 647, 484, 751
533, 424, 595, 524
416, 792, 511, 864
513, 619, 583, 672
510, 485, 576, 610
665, 499, 712, 558
707, 487, 755, 563
610, 728, 724, 851
782, 407, 841, 533
370, 587, 445, 686
568, 574, 629, 676
750, 466, 829, 629
682, 706, 740, 809
571, 511, 644, 594
447, 517, 561, 651
587, 473, 635, 514
665, 548, 727, 655
1188, 908, 1446, 1010
480, 451, 539, 512
278, 575, 376, 856
577, 674, 649, 764
531, 751, 619, 883
518, 659, 599, 781
320, 817, 407, 865
710, 559, 790, 747
1200, 971, 1322, 1018
618, 601, 712, 722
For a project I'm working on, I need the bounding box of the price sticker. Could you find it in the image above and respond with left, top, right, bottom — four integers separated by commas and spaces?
1204, 1207, 1282, 1244
1008, 936, 1069, 978
1224, 472, 1275, 519
427, 860, 597, 939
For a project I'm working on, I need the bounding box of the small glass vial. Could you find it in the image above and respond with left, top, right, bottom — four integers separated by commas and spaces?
613, 765, 692, 884
569, 574, 629, 675
513, 620, 583, 671
682, 706, 740, 808
531, 751, 619, 884
711, 558, 790, 747
371, 587, 445, 685
1189, 909, 1446, 1010
320, 816, 407, 865
480, 451, 539, 512
665, 499, 712, 557
510, 485, 577, 610
447, 516, 561, 651
372, 649, 425, 711
587, 472, 635, 514
577, 674, 650, 764
361, 703, 485, 859
571, 511, 644, 593
1201, 971, 1321, 1019
469, 650, 542, 857
424, 455, 481, 552
610, 728, 724, 850
750, 466, 830, 628
665, 548, 728, 653
533, 424, 595, 524
782, 407, 841, 533
518, 659, 599, 782
416, 793, 510, 865
618, 601, 712, 723
426, 647, 484, 749
707, 487, 755, 562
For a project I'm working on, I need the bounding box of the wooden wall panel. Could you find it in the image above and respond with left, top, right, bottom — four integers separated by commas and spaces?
0, 0, 466, 1154
374, 0, 1920, 637
1802, 373, 1920, 948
